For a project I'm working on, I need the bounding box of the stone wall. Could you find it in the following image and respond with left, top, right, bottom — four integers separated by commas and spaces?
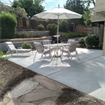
17, 31, 50, 35
103, 22, 105, 56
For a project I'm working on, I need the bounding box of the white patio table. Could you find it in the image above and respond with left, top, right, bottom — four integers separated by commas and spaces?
43, 43, 70, 57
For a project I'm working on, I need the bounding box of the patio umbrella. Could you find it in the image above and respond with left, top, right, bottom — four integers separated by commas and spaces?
32, 5, 82, 43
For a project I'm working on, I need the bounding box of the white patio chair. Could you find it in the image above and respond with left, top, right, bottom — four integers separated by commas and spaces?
5, 42, 32, 56
42, 40, 52, 49
33, 42, 52, 62
61, 41, 79, 60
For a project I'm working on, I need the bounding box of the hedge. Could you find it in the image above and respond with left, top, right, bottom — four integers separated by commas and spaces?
85, 35, 99, 47
37, 24, 45, 31
61, 32, 88, 38
59, 20, 68, 32
21, 42, 32, 49
14, 33, 42, 38
47, 23, 57, 35
0, 12, 17, 38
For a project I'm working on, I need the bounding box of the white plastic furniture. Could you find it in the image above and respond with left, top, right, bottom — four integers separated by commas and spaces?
43, 43, 70, 57
33, 42, 52, 62
5, 42, 32, 56
61, 41, 79, 60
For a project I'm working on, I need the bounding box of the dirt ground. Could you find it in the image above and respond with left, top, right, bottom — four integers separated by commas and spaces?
56, 88, 105, 105
0, 58, 36, 99
0, 58, 105, 105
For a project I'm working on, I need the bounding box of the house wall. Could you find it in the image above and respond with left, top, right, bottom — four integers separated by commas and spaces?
90, 8, 105, 22
103, 22, 105, 56
95, 0, 105, 13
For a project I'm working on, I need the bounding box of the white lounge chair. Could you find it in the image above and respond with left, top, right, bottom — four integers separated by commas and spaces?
5, 42, 32, 56
33, 42, 52, 62
61, 41, 79, 60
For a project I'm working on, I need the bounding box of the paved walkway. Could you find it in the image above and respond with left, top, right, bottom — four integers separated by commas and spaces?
7, 48, 105, 101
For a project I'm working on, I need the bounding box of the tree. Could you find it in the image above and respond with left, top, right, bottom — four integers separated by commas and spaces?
12, 0, 44, 17
64, 0, 86, 14
83, 11, 91, 26
0, 12, 17, 38
0, 3, 27, 18
64, 0, 86, 25
59, 20, 68, 32
84, 0, 95, 9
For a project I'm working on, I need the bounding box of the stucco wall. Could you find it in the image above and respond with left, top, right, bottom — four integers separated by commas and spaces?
103, 22, 105, 56
95, 0, 105, 13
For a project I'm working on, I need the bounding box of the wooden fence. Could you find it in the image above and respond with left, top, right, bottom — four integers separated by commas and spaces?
76, 25, 104, 46
1, 18, 104, 45
76, 25, 100, 35
17, 18, 57, 30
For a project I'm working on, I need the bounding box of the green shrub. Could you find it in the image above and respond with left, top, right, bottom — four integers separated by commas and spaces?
21, 42, 32, 49
0, 28, 1, 31
85, 35, 99, 47
0, 51, 9, 60
15, 33, 28, 38
47, 23, 57, 35
61, 32, 87, 38
0, 12, 17, 38
79, 38, 86, 47
59, 20, 68, 32
32, 33, 42, 37
14, 33, 42, 38
37, 24, 44, 31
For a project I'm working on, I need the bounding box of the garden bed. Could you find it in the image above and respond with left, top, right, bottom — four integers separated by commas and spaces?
0, 36, 51, 43
0, 58, 105, 105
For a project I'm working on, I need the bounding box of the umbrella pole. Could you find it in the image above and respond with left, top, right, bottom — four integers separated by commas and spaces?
56, 14, 59, 57
57, 14, 59, 44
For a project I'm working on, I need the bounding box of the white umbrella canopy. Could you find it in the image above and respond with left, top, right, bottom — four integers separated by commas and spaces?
34, 7, 82, 20
32, 5, 82, 43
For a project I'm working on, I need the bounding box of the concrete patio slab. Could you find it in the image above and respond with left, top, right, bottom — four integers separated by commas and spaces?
7, 48, 105, 101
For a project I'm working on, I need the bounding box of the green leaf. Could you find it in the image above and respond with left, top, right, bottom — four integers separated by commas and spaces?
4, 57, 9, 60
0, 51, 3, 57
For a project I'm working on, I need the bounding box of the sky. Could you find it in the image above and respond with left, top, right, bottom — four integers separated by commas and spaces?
42, 0, 66, 10
1, 0, 94, 10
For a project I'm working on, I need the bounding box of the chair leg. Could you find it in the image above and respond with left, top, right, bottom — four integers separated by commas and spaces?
60, 47, 62, 56
33, 51, 37, 62
68, 51, 72, 60
11, 51, 13, 56
28, 52, 30, 56
61, 47, 64, 57
50, 51, 52, 60
16, 51, 18, 56
6, 50, 9, 57
61, 51, 63, 59
76, 50, 79, 60
40, 53, 44, 61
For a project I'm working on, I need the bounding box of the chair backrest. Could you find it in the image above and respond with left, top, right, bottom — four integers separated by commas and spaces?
34, 42, 44, 53
5, 42, 16, 51
67, 39, 75, 44
68, 41, 78, 52
42, 40, 51, 45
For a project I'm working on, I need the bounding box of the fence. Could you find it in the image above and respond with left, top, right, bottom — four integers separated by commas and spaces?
17, 18, 57, 30
76, 25, 100, 35
76, 25, 104, 46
